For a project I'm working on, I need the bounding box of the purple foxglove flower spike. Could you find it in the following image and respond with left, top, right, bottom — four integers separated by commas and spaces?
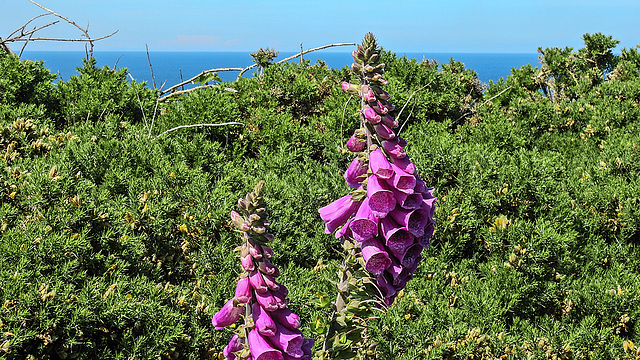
235, 275, 252, 304
268, 322, 304, 358
380, 217, 414, 254
318, 194, 362, 234
390, 207, 429, 238
390, 163, 416, 193
374, 122, 395, 140
271, 308, 301, 330
391, 186, 423, 210
223, 334, 244, 360
248, 328, 284, 360
369, 148, 394, 179
361, 237, 391, 274
366, 174, 396, 218
349, 197, 379, 241
381, 140, 406, 159
212, 298, 244, 330
344, 157, 368, 189
252, 302, 277, 337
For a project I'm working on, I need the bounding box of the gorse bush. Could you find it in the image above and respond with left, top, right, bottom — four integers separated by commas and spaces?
1, 31, 640, 359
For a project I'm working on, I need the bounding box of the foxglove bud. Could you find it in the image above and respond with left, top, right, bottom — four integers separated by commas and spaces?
351, 62, 362, 72
374, 122, 395, 139
231, 211, 246, 229
344, 157, 368, 189
271, 308, 301, 330
346, 134, 366, 153
363, 106, 381, 124
341, 82, 361, 96
235, 275, 252, 303
252, 302, 277, 337
381, 114, 398, 128
212, 298, 244, 330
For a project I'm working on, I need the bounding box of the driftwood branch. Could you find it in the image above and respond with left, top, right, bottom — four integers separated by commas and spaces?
160, 68, 244, 96
1, 0, 117, 56
152, 122, 244, 140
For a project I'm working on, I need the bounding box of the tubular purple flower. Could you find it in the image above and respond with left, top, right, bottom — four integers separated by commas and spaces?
363, 106, 381, 124
375, 273, 397, 299
380, 217, 414, 254
262, 273, 280, 291
258, 258, 280, 277
346, 134, 366, 153
361, 238, 391, 274
344, 157, 368, 189
349, 197, 379, 241
381, 140, 406, 159
253, 302, 277, 337
250, 269, 269, 293
212, 298, 244, 330
249, 242, 263, 259
235, 275, 252, 304
363, 87, 376, 102
371, 86, 391, 100
261, 243, 275, 258
366, 175, 396, 218
318, 194, 362, 234
223, 334, 244, 360
374, 122, 395, 139
302, 339, 314, 359
381, 114, 398, 128
241, 253, 255, 272
390, 207, 429, 238
369, 148, 394, 179
268, 322, 304, 358
371, 100, 389, 114
381, 99, 395, 112
391, 186, 423, 210
422, 192, 437, 219
255, 290, 279, 311
396, 137, 407, 147
390, 243, 423, 267
271, 308, 301, 330
335, 218, 353, 241
390, 155, 416, 175
419, 223, 434, 249
390, 163, 416, 193
248, 328, 284, 360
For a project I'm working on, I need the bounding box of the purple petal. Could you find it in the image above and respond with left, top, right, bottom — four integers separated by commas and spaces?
335, 218, 353, 241
369, 148, 393, 179
389, 207, 429, 237
259, 258, 280, 277
390, 163, 416, 193
253, 302, 277, 337
390, 243, 423, 267
391, 186, 423, 210
346, 134, 366, 153
349, 197, 379, 241
381, 140, 406, 159
363, 106, 381, 124
366, 175, 396, 218
361, 238, 391, 274
235, 275, 252, 304
376, 273, 397, 299
268, 322, 304, 358
223, 334, 244, 360
318, 194, 362, 234
380, 217, 414, 254
374, 123, 395, 139
250, 269, 269, 293
270, 308, 301, 330
212, 298, 244, 330
344, 157, 368, 189
262, 273, 280, 291
419, 223, 434, 249
248, 328, 284, 360
255, 290, 279, 312
241, 253, 255, 271
390, 155, 416, 175
381, 114, 398, 128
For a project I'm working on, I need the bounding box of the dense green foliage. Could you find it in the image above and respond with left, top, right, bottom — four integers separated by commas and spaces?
1, 32, 639, 359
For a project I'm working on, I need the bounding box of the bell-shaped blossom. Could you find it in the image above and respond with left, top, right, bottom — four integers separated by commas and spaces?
318, 194, 362, 234
248, 328, 284, 360
271, 308, 301, 330
223, 334, 245, 360
258, 258, 280, 277
250, 269, 269, 293
390, 163, 416, 193
369, 148, 394, 179
419, 224, 434, 249
335, 218, 353, 241
241, 253, 255, 271
366, 175, 396, 218
381, 114, 398, 128
346, 134, 366, 153
253, 302, 277, 337
235, 275, 252, 304
375, 273, 397, 300
390, 243, 423, 267
262, 273, 280, 291
390, 155, 416, 175
380, 217, 414, 254
362, 85, 376, 102
268, 322, 304, 358
390, 207, 429, 238
271, 287, 290, 309
344, 157, 368, 188
212, 298, 244, 330
363, 106, 381, 124
371, 100, 389, 114
255, 290, 279, 311
381, 140, 406, 159
391, 187, 423, 210
349, 197, 379, 241
374, 122, 395, 139
361, 238, 391, 274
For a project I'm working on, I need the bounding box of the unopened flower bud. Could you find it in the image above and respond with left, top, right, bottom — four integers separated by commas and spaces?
341, 82, 361, 96
230, 211, 245, 229
346, 133, 366, 153
369, 53, 380, 63
364, 64, 375, 73
252, 226, 266, 234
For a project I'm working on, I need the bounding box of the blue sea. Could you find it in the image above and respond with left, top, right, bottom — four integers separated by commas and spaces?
21, 51, 540, 89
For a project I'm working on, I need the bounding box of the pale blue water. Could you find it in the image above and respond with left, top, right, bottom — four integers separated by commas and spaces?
20, 51, 539, 89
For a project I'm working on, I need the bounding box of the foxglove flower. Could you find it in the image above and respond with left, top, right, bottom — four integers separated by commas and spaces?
324, 32, 437, 305
213, 181, 313, 359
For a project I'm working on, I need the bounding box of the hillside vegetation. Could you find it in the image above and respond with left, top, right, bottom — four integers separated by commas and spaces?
1, 33, 640, 359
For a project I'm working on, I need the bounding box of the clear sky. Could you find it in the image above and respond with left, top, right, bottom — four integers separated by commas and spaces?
2, 0, 639, 53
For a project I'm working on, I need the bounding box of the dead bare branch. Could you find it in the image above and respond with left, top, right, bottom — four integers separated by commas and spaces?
160, 68, 244, 96
159, 85, 238, 102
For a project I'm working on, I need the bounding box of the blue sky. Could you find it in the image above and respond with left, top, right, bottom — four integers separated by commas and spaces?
2, 0, 639, 53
